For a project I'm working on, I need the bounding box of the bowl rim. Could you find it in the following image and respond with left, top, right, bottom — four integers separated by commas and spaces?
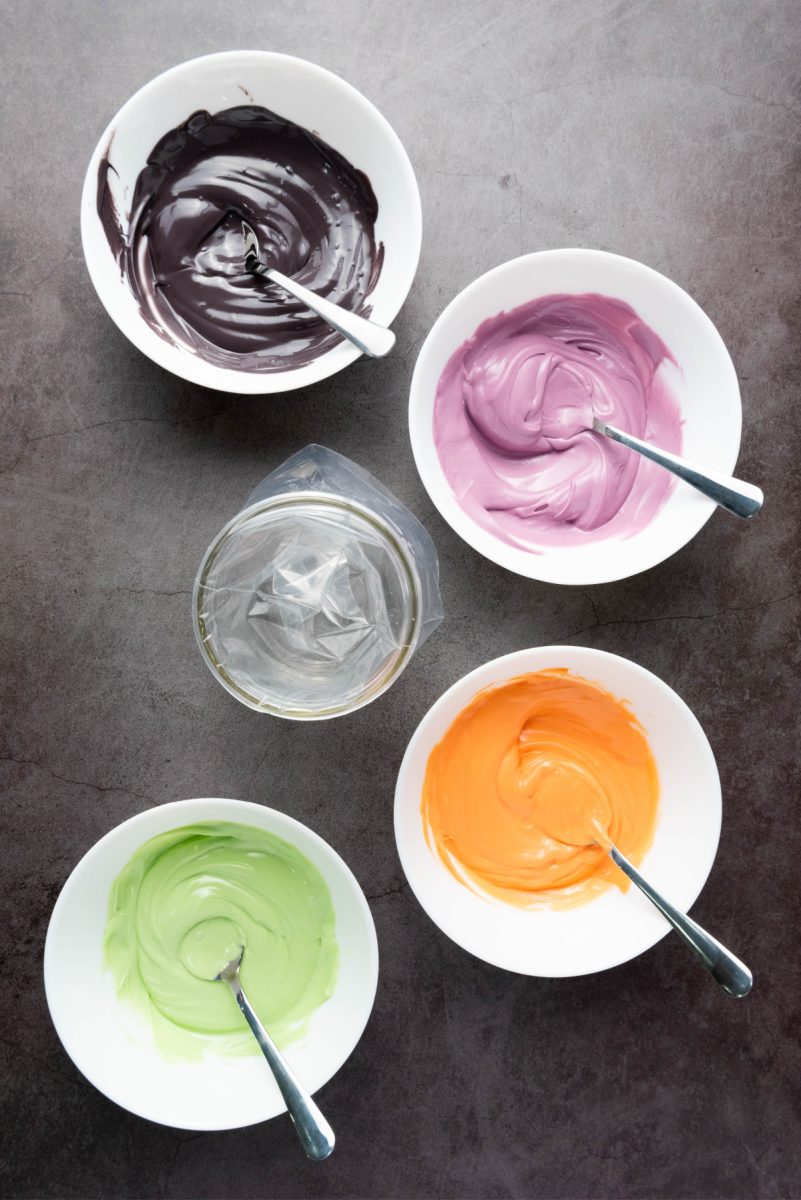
394, 645, 722, 977
43, 797, 380, 1129
80, 49, 423, 395
408, 247, 743, 585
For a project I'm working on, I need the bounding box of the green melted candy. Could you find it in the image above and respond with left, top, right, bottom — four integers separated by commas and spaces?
103, 821, 338, 1059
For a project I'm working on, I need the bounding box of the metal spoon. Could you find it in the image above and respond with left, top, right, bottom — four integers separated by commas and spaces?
601, 837, 752, 997
592, 417, 763, 518
241, 221, 395, 359
216, 948, 335, 1160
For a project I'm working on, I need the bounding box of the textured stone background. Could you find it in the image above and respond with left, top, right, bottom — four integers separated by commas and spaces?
2, 2, 800, 1197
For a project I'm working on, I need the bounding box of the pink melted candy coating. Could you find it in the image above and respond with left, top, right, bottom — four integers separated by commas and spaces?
433, 293, 684, 550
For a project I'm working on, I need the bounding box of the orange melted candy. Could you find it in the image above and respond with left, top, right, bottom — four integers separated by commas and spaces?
422, 669, 659, 909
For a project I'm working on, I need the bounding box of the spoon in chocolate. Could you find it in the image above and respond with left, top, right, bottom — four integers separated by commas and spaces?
241, 221, 395, 359
591, 822, 753, 997
590, 418, 763, 518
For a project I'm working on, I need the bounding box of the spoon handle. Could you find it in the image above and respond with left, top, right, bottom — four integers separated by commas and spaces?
258, 263, 396, 359
593, 420, 763, 518
609, 845, 753, 997
226, 976, 335, 1160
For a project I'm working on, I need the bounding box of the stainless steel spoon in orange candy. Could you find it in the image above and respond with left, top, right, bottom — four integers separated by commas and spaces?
590, 821, 752, 998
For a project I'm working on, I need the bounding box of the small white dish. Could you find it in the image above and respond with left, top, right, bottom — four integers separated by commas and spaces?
408, 249, 742, 585
394, 646, 721, 977
81, 51, 422, 394
44, 798, 378, 1130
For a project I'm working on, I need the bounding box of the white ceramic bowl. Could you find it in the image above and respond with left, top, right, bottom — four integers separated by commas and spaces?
409, 249, 742, 585
394, 646, 721, 977
81, 51, 422, 394
44, 798, 378, 1130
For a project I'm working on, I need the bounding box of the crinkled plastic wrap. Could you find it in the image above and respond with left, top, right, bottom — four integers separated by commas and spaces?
195, 446, 444, 717
247, 445, 444, 640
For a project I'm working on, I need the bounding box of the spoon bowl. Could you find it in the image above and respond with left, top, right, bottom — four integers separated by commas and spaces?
179, 917, 243, 980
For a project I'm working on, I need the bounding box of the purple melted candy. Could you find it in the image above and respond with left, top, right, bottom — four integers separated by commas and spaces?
433, 293, 683, 550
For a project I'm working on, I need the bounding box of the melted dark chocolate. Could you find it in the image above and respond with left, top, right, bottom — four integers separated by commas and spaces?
97, 106, 384, 371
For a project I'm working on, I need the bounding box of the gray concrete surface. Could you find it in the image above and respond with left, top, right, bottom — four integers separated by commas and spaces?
2, 2, 800, 1197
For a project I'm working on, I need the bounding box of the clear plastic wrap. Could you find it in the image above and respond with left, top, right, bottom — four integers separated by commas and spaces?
194, 446, 443, 718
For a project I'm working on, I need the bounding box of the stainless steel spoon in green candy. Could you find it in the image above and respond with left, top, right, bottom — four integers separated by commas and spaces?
202, 930, 335, 1161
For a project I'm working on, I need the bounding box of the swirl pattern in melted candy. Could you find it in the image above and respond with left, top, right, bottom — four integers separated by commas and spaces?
421, 670, 659, 909
433, 293, 683, 548
98, 106, 383, 371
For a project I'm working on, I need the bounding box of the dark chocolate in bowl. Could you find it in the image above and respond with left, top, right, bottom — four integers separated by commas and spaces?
98, 105, 384, 372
